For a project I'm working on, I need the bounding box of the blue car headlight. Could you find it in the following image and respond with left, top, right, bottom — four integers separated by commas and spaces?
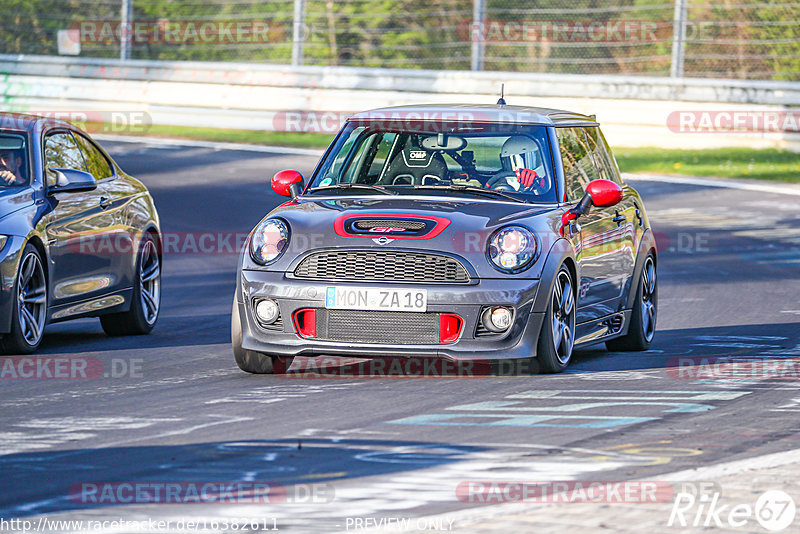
249, 218, 290, 265
487, 226, 537, 273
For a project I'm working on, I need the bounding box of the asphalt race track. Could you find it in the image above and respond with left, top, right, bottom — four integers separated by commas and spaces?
2, 139, 800, 533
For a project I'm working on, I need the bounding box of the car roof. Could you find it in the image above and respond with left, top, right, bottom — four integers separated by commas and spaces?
0, 112, 75, 133
349, 104, 599, 127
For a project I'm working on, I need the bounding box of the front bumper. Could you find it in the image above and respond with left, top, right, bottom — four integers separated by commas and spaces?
237, 269, 544, 361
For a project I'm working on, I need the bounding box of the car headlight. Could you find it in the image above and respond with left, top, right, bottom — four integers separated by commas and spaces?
0, 236, 7, 252
486, 226, 537, 273
250, 218, 290, 265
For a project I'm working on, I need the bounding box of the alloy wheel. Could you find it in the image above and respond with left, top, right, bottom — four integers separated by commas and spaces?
551, 269, 576, 365
17, 252, 47, 346
139, 239, 160, 325
640, 256, 657, 342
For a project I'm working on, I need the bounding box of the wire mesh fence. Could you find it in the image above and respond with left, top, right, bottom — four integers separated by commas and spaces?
0, 0, 797, 81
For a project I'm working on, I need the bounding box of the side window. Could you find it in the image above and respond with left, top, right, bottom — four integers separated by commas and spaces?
594, 128, 624, 184
367, 132, 398, 179
74, 133, 114, 180
582, 127, 620, 184
556, 127, 597, 202
44, 132, 87, 186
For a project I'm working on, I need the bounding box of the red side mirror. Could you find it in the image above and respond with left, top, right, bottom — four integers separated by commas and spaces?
271, 169, 303, 197
585, 179, 623, 207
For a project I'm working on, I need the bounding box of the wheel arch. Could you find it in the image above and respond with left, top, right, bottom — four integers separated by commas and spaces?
624, 228, 658, 310
532, 238, 578, 314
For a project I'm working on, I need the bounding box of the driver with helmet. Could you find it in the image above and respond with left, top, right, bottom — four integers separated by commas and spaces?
490, 135, 549, 194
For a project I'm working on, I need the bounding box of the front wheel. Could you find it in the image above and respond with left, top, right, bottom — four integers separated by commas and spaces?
536, 265, 576, 373
606, 253, 657, 352
1, 244, 48, 354
100, 233, 160, 336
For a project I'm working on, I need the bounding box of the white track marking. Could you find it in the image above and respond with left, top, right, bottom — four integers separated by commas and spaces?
360, 447, 800, 533
625, 172, 800, 196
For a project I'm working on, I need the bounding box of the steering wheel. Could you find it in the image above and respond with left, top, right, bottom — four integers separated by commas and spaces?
487, 170, 549, 195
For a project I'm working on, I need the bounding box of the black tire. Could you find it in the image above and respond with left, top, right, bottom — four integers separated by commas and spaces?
1, 244, 48, 354
606, 253, 657, 352
231, 297, 293, 374
100, 233, 160, 336
536, 265, 576, 373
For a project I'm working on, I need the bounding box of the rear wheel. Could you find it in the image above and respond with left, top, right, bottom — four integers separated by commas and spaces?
231, 297, 293, 374
100, 233, 160, 336
606, 254, 657, 352
1, 244, 47, 354
536, 265, 576, 373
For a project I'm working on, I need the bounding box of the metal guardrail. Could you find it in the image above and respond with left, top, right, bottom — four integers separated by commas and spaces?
0, 55, 798, 151
2, 54, 799, 105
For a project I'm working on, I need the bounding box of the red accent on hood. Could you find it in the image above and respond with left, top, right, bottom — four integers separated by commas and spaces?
334, 213, 450, 240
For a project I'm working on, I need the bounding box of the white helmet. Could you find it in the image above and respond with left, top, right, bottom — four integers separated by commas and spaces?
500, 135, 540, 172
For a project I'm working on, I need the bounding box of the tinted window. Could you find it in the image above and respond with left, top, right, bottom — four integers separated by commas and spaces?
582, 127, 621, 184
44, 132, 87, 186
593, 127, 624, 185
0, 133, 30, 188
74, 133, 113, 180
556, 127, 597, 202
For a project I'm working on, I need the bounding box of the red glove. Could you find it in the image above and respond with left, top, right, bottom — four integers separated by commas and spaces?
515, 168, 539, 188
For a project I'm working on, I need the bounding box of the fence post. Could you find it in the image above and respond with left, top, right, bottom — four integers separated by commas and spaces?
292, 0, 306, 66
670, 0, 688, 78
120, 0, 133, 60
470, 0, 485, 71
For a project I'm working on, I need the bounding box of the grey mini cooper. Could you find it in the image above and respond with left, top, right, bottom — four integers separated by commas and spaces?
232, 104, 657, 374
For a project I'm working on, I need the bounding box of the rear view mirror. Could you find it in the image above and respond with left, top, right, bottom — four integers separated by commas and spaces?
271, 169, 304, 198
421, 134, 467, 151
48, 168, 97, 194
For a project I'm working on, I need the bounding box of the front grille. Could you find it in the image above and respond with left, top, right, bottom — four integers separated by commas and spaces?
294, 251, 470, 283
316, 310, 439, 344
353, 219, 426, 231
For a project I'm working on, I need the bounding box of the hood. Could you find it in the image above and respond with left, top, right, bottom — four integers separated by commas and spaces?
253, 194, 564, 279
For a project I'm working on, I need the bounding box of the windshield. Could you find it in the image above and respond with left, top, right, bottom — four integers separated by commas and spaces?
309, 121, 557, 202
0, 133, 30, 188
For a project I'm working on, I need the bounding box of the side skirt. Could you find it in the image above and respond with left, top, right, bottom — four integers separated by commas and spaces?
574, 310, 632, 347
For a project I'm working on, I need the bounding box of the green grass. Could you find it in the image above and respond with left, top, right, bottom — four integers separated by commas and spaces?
93, 124, 800, 182
615, 147, 800, 183
91, 123, 335, 149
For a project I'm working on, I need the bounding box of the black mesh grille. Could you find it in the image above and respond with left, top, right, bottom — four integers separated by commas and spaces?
353, 219, 426, 231
317, 310, 438, 344
294, 251, 470, 283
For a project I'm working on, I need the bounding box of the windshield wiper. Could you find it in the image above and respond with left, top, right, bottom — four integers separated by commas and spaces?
306, 183, 396, 195
410, 184, 527, 203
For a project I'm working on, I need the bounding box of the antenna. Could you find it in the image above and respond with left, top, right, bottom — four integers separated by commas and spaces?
496, 84, 506, 106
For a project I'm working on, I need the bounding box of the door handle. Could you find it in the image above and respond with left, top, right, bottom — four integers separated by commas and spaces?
99, 196, 110, 209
